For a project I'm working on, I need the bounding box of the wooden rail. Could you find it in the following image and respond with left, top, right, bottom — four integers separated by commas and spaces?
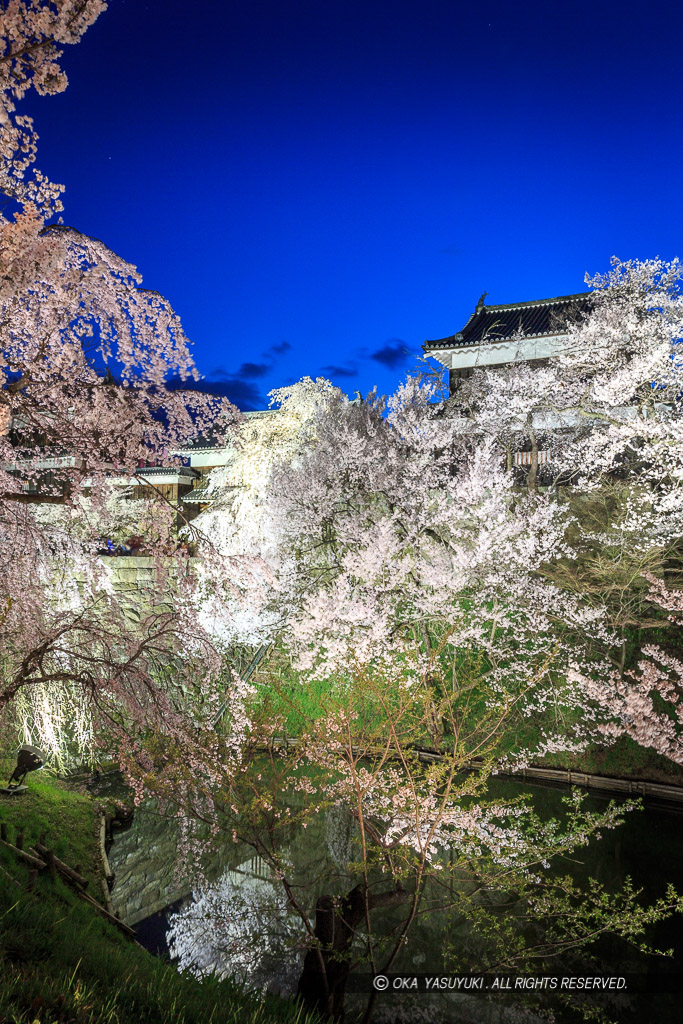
0, 837, 46, 868
269, 736, 683, 804
488, 763, 683, 803
0, 823, 137, 940
415, 751, 683, 804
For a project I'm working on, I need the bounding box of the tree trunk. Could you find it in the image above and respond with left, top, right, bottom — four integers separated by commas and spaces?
297, 886, 365, 1020
526, 422, 539, 493
419, 625, 444, 745
297, 885, 410, 1021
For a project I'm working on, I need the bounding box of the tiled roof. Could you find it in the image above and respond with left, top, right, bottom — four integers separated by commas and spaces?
174, 436, 229, 453
424, 291, 593, 350
181, 482, 213, 503
133, 466, 199, 479
181, 482, 239, 504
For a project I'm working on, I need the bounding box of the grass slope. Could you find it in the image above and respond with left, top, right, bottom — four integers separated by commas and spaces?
0, 761, 318, 1024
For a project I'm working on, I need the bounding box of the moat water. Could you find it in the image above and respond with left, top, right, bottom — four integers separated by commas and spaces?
102, 773, 683, 1024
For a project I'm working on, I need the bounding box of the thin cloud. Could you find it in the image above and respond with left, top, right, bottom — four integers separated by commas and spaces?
199, 339, 295, 409
210, 360, 271, 381
237, 361, 271, 379
320, 363, 359, 378
371, 340, 410, 370
167, 376, 263, 411
207, 365, 231, 380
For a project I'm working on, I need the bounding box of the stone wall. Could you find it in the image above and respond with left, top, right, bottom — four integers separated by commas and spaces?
101, 556, 180, 624
107, 797, 257, 926
108, 799, 192, 926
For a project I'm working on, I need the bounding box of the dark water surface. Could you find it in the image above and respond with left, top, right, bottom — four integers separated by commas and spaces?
104, 774, 683, 1023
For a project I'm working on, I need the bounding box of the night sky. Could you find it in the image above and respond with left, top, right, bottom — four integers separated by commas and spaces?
24, 0, 683, 409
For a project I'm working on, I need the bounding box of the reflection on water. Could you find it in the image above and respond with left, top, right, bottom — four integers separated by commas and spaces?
106, 775, 683, 1023
167, 861, 303, 994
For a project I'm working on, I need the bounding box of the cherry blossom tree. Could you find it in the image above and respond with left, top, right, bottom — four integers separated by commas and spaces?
185, 378, 342, 651
0, 0, 243, 765
568, 576, 683, 764
152, 358, 683, 1019
445, 257, 683, 756
452, 258, 683, 501
145, 649, 683, 1023
248, 375, 620, 755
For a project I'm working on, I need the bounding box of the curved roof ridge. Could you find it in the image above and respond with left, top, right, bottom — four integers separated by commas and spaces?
424, 290, 593, 350
482, 290, 592, 312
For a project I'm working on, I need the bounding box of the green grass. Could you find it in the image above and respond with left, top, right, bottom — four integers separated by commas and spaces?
0, 762, 321, 1024
546, 734, 683, 784
252, 656, 683, 788
254, 670, 333, 735
0, 759, 102, 888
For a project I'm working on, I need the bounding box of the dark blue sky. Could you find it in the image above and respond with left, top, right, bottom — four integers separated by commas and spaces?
26, 0, 683, 409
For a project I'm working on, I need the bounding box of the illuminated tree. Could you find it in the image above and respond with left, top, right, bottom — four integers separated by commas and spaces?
159, 351, 683, 1019
0, 0, 241, 763
449, 258, 683, 754
151, 652, 683, 1022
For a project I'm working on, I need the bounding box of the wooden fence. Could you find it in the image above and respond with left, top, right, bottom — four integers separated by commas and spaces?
270, 737, 683, 805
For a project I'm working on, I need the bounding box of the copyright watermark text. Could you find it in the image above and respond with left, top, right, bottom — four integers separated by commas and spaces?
361, 973, 666, 994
